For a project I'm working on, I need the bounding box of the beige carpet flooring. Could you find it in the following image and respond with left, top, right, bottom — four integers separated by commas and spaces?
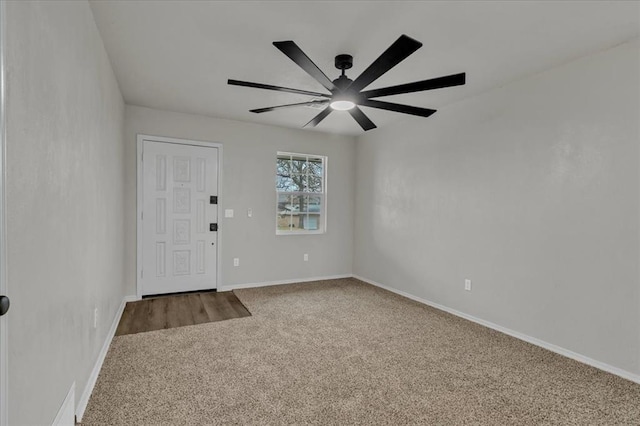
83, 278, 640, 425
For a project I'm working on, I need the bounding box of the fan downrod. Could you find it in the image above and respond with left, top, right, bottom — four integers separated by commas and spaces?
333, 54, 354, 89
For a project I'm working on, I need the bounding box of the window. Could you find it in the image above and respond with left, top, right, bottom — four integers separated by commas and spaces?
276, 152, 326, 235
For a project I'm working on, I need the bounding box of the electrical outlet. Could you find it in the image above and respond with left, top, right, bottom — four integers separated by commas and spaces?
303, 253, 309, 262
224, 209, 234, 218
247, 208, 252, 218
93, 308, 98, 329
233, 258, 240, 267
465, 279, 472, 292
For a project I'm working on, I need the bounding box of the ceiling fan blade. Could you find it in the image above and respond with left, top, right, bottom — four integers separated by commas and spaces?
348, 35, 422, 93
361, 73, 466, 98
304, 106, 333, 128
360, 99, 436, 117
273, 41, 336, 92
228, 79, 331, 98
250, 100, 330, 114
348, 107, 377, 131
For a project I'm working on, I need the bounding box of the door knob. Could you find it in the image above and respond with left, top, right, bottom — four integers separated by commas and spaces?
0, 295, 9, 317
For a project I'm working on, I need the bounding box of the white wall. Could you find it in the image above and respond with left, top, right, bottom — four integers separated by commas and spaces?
354, 40, 640, 376
6, 1, 126, 424
125, 106, 355, 292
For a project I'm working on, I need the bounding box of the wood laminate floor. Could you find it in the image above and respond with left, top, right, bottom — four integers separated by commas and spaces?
115, 291, 251, 336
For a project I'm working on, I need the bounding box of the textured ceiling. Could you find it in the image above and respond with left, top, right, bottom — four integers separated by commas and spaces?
90, 1, 639, 135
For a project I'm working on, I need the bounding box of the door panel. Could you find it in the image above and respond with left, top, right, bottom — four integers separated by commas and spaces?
142, 140, 218, 296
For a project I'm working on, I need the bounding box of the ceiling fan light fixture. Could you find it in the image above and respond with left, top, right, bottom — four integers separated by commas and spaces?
330, 99, 356, 111
229, 35, 466, 131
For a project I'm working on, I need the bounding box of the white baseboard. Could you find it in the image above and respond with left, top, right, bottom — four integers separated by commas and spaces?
75, 295, 136, 422
51, 382, 75, 426
218, 274, 352, 292
353, 274, 640, 385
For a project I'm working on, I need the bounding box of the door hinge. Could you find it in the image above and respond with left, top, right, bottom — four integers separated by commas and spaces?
210, 195, 218, 204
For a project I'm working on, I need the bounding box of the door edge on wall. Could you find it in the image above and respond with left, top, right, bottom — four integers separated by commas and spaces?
0, 1, 9, 424
136, 134, 223, 300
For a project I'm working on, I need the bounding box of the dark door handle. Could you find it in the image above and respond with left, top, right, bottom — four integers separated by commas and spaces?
0, 295, 9, 317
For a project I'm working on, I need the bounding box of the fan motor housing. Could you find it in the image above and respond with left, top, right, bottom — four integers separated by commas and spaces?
335, 54, 353, 70
332, 75, 353, 91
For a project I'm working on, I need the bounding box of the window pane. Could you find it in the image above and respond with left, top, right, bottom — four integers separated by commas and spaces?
276, 175, 300, 192
300, 195, 309, 213
291, 158, 306, 173
277, 193, 295, 231
278, 211, 304, 231
277, 194, 293, 213
277, 156, 300, 192
291, 214, 305, 231
276, 156, 291, 169
307, 196, 321, 213
304, 214, 320, 230
290, 194, 306, 213
277, 213, 296, 231
276, 157, 291, 177
307, 157, 323, 177
289, 174, 305, 192
305, 175, 322, 192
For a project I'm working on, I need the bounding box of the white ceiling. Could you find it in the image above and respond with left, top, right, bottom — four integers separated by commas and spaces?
89, 1, 639, 136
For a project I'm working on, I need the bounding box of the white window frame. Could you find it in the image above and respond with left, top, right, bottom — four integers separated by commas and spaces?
276, 151, 327, 236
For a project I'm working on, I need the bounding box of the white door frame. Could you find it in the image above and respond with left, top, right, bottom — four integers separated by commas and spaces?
136, 134, 223, 300
0, 1, 8, 424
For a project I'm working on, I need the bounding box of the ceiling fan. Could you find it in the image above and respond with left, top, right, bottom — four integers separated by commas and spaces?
228, 35, 466, 131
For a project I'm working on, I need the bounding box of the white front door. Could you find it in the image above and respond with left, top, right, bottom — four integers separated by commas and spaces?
141, 139, 219, 296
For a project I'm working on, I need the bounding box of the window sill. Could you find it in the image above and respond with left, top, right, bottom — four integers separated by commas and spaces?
276, 230, 325, 236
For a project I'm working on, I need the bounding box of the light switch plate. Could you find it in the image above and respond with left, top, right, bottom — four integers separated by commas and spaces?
224, 209, 234, 218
